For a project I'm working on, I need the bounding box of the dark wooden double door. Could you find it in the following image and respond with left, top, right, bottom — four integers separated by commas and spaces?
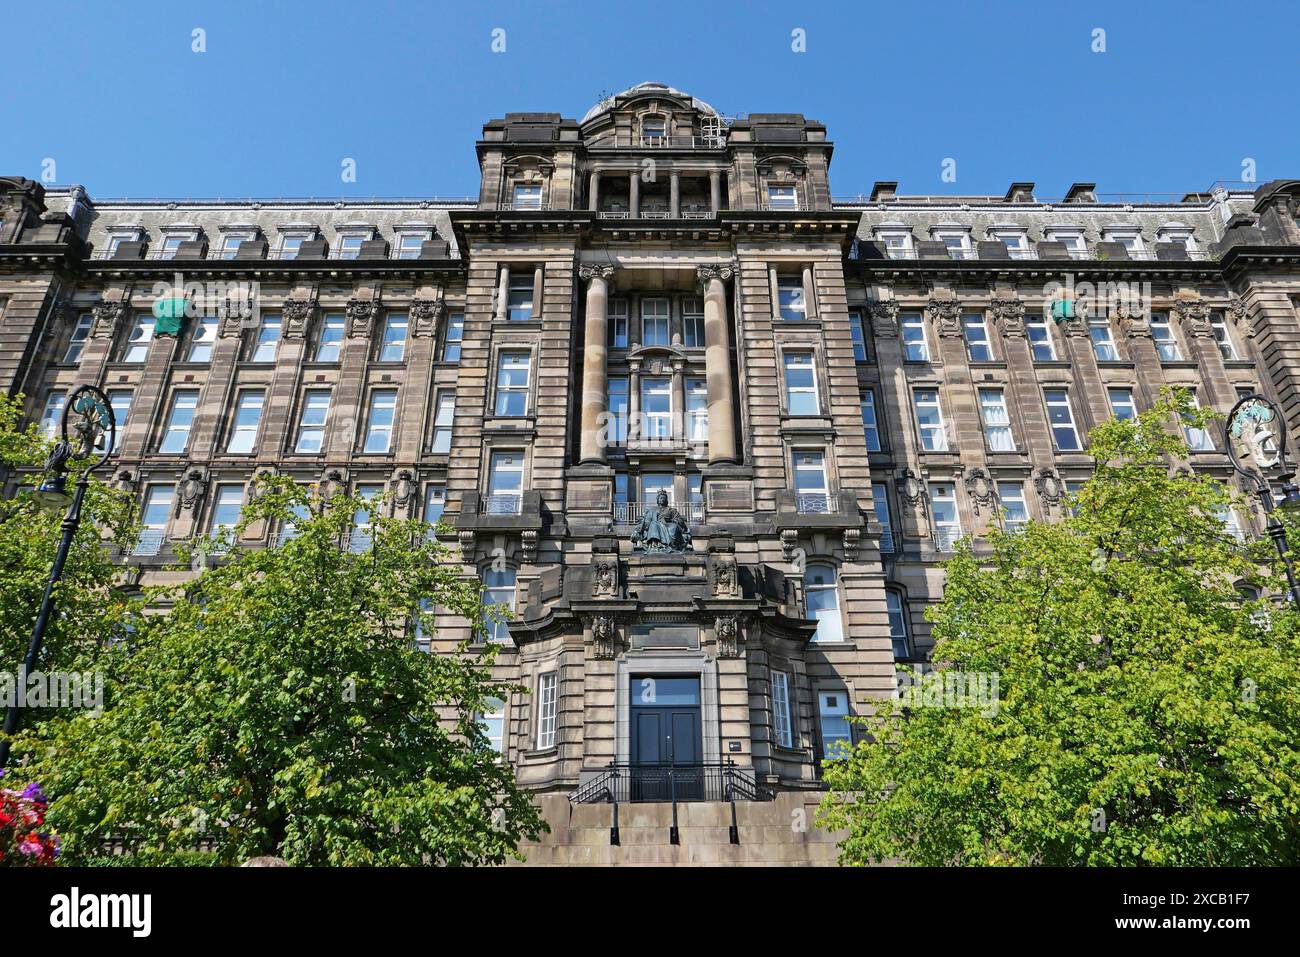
629, 676, 703, 801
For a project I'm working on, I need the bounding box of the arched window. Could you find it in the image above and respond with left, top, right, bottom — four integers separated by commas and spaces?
805, 564, 842, 643
482, 567, 516, 645
886, 590, 911, 659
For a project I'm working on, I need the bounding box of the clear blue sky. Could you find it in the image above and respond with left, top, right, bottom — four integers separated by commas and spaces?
3, 0, 1296, 201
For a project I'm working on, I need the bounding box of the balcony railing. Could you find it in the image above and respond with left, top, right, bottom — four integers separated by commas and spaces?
571, 761, 773, 805
795, 492, 833, 514
879, 527, 896, 554
598, 208, 717, 220
344, 529, 373, 554
483, 495, 523, 516
933, 526, 963, 552
616, 134, 727, 149
131, 529, 166, 557
614, 501, 705, 527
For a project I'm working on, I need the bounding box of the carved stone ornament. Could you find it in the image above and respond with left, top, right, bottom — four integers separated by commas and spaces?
178, 468, 208, 511
218, 309, 246, 338
593, 555, 618, 597
1173, 298, 1213, 338
1061, 314, 1089, 338
842, 526, 861, 561
114, 468, 136, 493
90, 300, 126, 339
898, 467, 926, 511
963, 467, 995, 515
592, 614, 620, 659
1119, 309, 1152, 338
319, 468, 346, 502
520, 529, 538, 564
927, 298, 963, 337
578, 263, 616, 283
780, 528, 799, 562
346, 298, 377, 338
281, 299, 316, 339
1033, 467, 1064, 506
458, 530, 476, 565
695, 263, 735, 290
990, 298, 1025, 338
410, 298, 445, 338
715, 615, 741, 659
1229, 296, 1255, 340
867, 299, 900, 337
390, 469, 415, 507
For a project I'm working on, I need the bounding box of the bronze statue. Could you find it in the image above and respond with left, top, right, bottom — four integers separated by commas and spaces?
631, 490, 692, 552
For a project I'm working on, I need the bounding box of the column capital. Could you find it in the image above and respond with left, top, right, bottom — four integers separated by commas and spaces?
410, 297, 445, 337
866, 299, 899, 337
1172, 297, 1213, 337
281, 298, 317, 339
696, 263, 734, 289
927, 297, 963, 337
579, 263, 616, 283
90, 300, 127, 338
989, 298, 1025, 338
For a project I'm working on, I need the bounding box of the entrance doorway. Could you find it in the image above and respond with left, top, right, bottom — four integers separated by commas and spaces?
629, 675, 703, 800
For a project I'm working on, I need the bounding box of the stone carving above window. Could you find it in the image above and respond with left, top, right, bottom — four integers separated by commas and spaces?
990, 298, 1025, 338
926, 297, 963, 337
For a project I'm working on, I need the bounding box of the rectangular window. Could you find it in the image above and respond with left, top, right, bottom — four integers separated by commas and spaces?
1184, 395, 1214, 451
482, 568, 516, 645
996, 231, 1031, 258
1090, 320, 1119, 361
277, 234, 307, 260
1210, 314, 1239, 361
159, 390, 199, 454
218, 233, 250, 259
640, 472, 673, 506
495, 352, 531, 416
424, 484, 446, 529
227, 390, 265, 454
901, 314, 929, 361
886, 591, 910, 658
135, 486, 172, 556
63, 313, 93, 363
362, 389, 397, 453
979, 388, 1014, 451
315, 315, 345, 362
1026, 317, 1056, 361
1215, 505, 1245, 542
396, 232, 427, 260
513, 184, 543, 209
873, 483, 895, 554
38, 391, 66, 438
479, 697, 506, 754
818, 691, 852, 759
158, 234, 187, 260
295, 390, 331, 454
784, 352, 819, 415
849, 311, 869, 361
349, 484, 382, 553
107, 390, 132, 452
913, 389, 948, 451
536, 672, 557, 750
1108, 387, 1137, 421
607, 377, 628, 445
431, 391, 455, 453
487, 451, 524, 514
337, 234, 365, 260
793, 450, 829, 513
608, 298, 629, 348
1044, 389, 1081, 451
861, 390, 882, 451
121, 314, 155, 363
998, 481, 1029, 532
641, 377, 672, 439
964, 314, 993, 362
767, 185, 798, 209
1150, 314, 1181, 361
682, 297, 705, 347
772, 671, 793, 749
208, 484, 244, 538
929, 482, 961, 551
507, 271, 535, 321
805, 565, 842, 643
777, 277, 806, 321
686, 378, 708, 442
378, 313, 408, 362
250, 315, 281, 363
442, 313, 464, 362
187, 317, 218, 362
640, 297, 670, 346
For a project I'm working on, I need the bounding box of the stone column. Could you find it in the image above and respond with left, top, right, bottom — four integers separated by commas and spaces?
801, 264, 817, 320
628, 359, 642, 445
588, 171, 601, 213
697, 265, 738, 464
672, 357, 686, 443
629, 172, 640, 219
578, 265, 614, 464
709, 171, 721, 214
495, 264, 510, 321
670, 171, 680, 218
533, 263, 545, 319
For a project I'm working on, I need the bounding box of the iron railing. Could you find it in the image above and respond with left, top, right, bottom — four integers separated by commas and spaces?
795, 492, 833, 514
571, 761, 774, 806
131, 529, 165, 557
483, 494, 523, 516
614, 501, 705, 526
933, 526, 963, 552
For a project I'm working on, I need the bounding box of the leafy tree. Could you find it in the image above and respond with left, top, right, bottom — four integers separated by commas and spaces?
14, 476, 545, 865
820, 392, 1300, 865
0, 394, 136, 693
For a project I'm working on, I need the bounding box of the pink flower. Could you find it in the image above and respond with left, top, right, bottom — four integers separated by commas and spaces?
17, 834, 42, 857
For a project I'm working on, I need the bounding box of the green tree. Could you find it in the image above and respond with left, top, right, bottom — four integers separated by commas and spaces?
820, 392, 1300, 865
14, 476, 545, 865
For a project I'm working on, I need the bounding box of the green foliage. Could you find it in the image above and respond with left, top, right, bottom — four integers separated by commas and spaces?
820, 391, 1300, 865
13, 476, 545, 866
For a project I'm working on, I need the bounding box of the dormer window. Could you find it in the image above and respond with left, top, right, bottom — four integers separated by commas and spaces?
641, 115, 667, 146
395, 229, 431, 259
276, 229, 315, 260
933, 229, 972, 259
1046, 229, 1088, 259
1157, 225, 1197, 254
158, 235, 187, 260
335, 230, 372, 260
512, 184, 543, 210
874, 228, 913, 259
767, 185, 799, 210
102, 228, 141, 259
1103, 229, 1145, 258
991, 228, 1033, 259
216, 230, 256, 259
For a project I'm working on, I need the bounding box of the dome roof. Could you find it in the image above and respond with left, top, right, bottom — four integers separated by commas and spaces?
581, 82, 720, 124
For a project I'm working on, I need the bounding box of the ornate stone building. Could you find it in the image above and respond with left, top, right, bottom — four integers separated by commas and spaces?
3, 82, 1300, 863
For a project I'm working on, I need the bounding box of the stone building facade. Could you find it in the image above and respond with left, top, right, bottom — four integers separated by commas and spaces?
3, 82, 1300, 862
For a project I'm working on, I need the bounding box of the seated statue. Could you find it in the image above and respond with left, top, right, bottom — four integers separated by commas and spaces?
631, 490, 692, 552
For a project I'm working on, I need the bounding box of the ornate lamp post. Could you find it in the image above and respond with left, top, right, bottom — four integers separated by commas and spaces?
0, 386, 115, 769
1225, 393, 1300, 607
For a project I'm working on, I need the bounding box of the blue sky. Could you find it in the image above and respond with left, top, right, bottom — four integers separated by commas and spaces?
2, 0, 1296, 201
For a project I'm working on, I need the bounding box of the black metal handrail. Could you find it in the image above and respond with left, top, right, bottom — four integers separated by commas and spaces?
570, 760, 774, 805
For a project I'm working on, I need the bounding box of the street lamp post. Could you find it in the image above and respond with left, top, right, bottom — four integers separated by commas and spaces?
0, 385, 115, 770
1225, 393, 1300, 608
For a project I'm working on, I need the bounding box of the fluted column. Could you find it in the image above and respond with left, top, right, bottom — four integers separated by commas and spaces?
697, 264, 738, 464
578, 264, 614, 464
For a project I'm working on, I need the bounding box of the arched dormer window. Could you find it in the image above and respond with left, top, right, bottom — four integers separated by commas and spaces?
640, 113, 668, 146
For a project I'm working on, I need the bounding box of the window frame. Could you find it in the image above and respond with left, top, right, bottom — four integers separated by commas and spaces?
772, 670, 794, 749
783, 351, 820, 416
159, 389, 199, 454
1043, 388, 1082, 451
362, 388, 398, 454
294, 389, 332, 454
226, 389, 266, 455
913, 388, 948, 451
